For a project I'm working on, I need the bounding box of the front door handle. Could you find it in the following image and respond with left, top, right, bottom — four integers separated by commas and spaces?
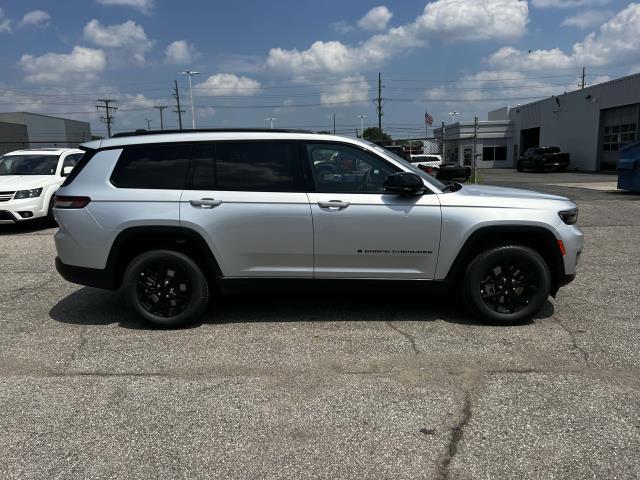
318, 200, 350, 210
189, 198, 222, 208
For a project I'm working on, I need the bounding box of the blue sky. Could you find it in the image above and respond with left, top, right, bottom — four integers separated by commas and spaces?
0, 0, 638, 138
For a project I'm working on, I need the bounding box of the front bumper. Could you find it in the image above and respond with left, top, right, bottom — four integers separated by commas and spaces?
0, 197, 47, 223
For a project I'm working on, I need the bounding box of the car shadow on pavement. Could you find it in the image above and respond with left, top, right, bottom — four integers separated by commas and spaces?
0, 219, 57, 235
49, 286, 555, 330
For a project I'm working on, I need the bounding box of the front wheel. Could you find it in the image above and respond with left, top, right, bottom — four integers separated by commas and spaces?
463, 245, 551, 325
123, 250, 209, 327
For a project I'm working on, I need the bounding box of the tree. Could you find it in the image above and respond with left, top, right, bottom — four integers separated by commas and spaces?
363, 127, 391, 143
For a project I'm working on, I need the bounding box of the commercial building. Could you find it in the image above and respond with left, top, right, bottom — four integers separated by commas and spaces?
0, 112, 91, 155
435, 72, 640, 171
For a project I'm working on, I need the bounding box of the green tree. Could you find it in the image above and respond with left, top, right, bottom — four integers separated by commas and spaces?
363, 127, 392, 142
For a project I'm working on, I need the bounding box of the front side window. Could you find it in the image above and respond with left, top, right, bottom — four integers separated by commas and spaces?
0, 155, 59, 175
306, 143, 398, 194
111, 144, 191, 189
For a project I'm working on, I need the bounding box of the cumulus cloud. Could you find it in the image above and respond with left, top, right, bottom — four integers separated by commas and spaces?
330, 21, 356, 34
96, 0, 154, 14
19, 46, 107, 85
561, 9, 613, 29
357, 6, 393, 31
164, 40, 199, 65
267, 0, 529, 76
489, 3, 640, 70
194, 74, 261, 96
320, 75, 371, 105
83, 19, 154, 65
532, 0, 612, 8
20, 10, 50, 28
0, 8, 11, 33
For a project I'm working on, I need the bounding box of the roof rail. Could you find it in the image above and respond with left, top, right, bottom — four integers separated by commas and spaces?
111, 128, 319, 138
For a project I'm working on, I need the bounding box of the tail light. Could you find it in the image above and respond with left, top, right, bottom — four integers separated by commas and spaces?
53, 195, 91, 209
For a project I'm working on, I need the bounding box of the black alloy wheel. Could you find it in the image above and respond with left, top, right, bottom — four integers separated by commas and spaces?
463, 245, 551, 325
136, 262, 192, 318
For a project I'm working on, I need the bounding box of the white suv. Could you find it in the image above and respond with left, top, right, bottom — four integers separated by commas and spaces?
0, 148, 83, 224
53, 130, 583, 327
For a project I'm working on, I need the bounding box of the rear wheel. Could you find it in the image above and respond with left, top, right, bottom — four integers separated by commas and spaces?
123, 250, 209, 327
463, 245, 551, 325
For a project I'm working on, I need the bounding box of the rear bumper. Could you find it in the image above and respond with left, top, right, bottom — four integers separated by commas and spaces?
55, 257, 116, 290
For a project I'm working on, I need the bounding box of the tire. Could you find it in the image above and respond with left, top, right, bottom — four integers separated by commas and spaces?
462, 245, 551, 325
46, 196, 58, 226
558, 165, 568, 172
123, 250, 209, 327
516, 161, 523, 172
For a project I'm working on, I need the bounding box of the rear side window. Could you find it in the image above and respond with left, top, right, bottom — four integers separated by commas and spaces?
111, 144, 191, 189
188, 141, 303, 192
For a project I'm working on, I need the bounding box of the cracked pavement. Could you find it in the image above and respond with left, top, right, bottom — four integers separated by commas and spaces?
1, 170, 639, 479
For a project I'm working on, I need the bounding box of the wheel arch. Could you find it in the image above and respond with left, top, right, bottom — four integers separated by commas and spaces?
105, 226, 222, 290
444, 225, 565, 294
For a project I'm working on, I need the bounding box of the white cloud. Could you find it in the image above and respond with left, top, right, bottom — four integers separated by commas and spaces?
0, 8, 11, 33
96, 0, 154, 14
19, 10, 50, 28
194, 74, 261, 96
357, 6, 393, 31
267, 0, 528, 76
83, 19, 154, 65
320, 75, 371, 105
489, 3, 640, 70
19, 46, 107, 85
561, 9, 613, 29
330, 21, 356, 34
164, 40, 199, 65
532, 0, 612, 8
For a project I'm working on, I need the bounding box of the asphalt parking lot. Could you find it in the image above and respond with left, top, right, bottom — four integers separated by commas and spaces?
1, 170, 639, 479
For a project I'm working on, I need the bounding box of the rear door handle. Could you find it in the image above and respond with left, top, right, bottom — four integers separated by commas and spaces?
317, 200, 350, 210
189, 198, 222, 208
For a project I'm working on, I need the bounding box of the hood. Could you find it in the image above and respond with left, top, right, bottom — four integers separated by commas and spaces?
457, 184, 567, 201
0, 175, 59, 191
441, 183, 576, 210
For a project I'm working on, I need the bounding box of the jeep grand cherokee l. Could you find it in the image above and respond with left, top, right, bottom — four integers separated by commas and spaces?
53, 130, 583, 327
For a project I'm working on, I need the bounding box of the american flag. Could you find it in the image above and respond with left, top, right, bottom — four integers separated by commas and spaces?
424, 111, 434, 126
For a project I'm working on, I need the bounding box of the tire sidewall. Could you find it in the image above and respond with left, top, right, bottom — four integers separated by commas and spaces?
123, 250, 209, 327
463, 245, 551, 325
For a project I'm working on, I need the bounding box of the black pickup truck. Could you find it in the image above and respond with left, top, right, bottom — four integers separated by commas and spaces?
517, 147, 570, 172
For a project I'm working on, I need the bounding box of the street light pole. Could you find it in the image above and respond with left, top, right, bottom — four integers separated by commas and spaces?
448, 111, 460, 123
356, 114, 366, 138
179, 70, 201, 129
266, 117, 276, 129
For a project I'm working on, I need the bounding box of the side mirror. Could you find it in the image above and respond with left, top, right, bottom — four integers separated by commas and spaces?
62, 166, 73, 177
384, 172, 425, 195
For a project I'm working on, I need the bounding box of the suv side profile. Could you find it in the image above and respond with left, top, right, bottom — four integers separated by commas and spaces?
53, 130, 583, 327
0, 148, 83, 224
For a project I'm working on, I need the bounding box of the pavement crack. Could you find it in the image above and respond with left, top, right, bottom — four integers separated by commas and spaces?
437, 392, 472, 480
385, 308, 419, 355
553, 315, 591, 368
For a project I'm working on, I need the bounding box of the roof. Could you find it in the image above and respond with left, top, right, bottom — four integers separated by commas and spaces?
82, 130, 355, 150
2, 147, 84, 155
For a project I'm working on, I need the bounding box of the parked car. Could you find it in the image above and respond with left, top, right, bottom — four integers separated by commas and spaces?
53, 129, 582, 327
436, 163, 471, 181
0, 148, 83, 224
409, 154, 443, 174
517, 147, 570, 172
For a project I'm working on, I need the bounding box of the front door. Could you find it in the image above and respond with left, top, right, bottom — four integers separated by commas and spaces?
180, 141, 313, 278
305, 142, 441, 279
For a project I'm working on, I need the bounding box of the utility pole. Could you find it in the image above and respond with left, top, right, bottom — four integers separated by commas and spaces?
145, 118, 152, 130
579, 67, 586, 89
96, 99, 118, 138
441, 121, 446, 161
179, 70, 201, 129
173, 80, 184, 131
472, 115, 479, 183
333, 114, 336, 134
154, 105, 167, 130
376, 72, 384, 131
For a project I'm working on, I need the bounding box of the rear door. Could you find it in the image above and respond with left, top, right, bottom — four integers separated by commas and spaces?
305, 141, 442, 279
180, 141, 313, 278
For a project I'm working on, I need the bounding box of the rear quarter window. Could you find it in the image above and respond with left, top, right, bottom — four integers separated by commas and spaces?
111, 144, 191, 189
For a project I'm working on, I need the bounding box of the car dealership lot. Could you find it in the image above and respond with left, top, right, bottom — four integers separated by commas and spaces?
1, 170, 639, 479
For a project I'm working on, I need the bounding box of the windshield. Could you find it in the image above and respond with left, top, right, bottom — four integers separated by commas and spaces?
363, 141, 448, 191
0, 154, 60, 176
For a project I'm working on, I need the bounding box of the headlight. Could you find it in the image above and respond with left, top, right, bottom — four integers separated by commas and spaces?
14, 188, 43, 199
559, 208, 578, 225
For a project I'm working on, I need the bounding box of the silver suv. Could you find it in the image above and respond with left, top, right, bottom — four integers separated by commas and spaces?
53, 130, 583, 327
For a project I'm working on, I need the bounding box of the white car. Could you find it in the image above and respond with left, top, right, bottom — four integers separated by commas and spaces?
0, 148, 83, 224
409, 154, 443, 174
